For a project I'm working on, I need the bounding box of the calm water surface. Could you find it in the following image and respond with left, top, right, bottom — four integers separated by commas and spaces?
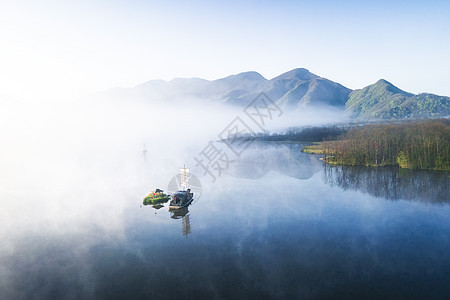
1, 142, 449, 299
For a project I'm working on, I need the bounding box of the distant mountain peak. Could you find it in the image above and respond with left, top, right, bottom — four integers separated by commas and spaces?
235, 71, 267, 81
375, 78, 391, 85
169, 77, 207, 83
271, 68, 319, 82
134, 79, 166, 89
217, 71, 267, 82
370, 79, 409, 95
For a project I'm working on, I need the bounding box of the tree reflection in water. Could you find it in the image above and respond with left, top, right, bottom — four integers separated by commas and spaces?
323, 165, 450, 203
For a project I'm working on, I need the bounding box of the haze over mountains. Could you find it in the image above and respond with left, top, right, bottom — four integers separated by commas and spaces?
111, 68, 449, 120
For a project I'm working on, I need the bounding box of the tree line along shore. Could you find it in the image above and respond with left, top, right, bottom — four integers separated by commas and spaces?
302, 119, 449, 171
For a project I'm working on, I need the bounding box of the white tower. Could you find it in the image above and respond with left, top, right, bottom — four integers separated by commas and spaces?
180, 165, 189, 191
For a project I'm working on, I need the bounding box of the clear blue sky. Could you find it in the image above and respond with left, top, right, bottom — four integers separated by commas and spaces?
1, 0, 449, 99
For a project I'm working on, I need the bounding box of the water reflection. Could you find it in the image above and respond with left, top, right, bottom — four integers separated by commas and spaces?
224, 142, 322, 180
141, 201, 193, 236
170, 207, 192, 236
324, 164, 450, 203
170, 206, 189, 219
142, 178, 194, 236
3, 137, 449, 299
151, 203, 165, 210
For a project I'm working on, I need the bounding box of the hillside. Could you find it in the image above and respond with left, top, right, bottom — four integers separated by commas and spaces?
277, 78, 351, 108
345, 79, 450, 119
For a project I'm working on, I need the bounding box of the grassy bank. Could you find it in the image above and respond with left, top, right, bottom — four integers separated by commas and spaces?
302, 119, 450, 171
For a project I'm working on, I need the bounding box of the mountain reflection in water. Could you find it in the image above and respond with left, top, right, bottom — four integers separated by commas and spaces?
223, 142, 322, 180
218, 141, 449, 204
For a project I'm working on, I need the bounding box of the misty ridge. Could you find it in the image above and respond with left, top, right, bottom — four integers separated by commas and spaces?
104, 67, 450, 121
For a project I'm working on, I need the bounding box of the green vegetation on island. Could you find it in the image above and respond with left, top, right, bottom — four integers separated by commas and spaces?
143, 189, 170, 205
302, 119, 450, 171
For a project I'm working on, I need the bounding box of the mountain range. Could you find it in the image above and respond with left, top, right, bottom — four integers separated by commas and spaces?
114, 68, 449, 120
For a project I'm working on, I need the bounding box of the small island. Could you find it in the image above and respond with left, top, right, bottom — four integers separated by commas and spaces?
143, 189, 170, 205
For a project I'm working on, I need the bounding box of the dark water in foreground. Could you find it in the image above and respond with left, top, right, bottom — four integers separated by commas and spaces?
1, 143, 449, 299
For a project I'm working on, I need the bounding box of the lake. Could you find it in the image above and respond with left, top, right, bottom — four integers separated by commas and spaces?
1, 141, 449, 299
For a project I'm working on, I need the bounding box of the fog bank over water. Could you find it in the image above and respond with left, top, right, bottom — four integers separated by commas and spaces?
0, 93, 340, 227
6, 92, 434, 299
